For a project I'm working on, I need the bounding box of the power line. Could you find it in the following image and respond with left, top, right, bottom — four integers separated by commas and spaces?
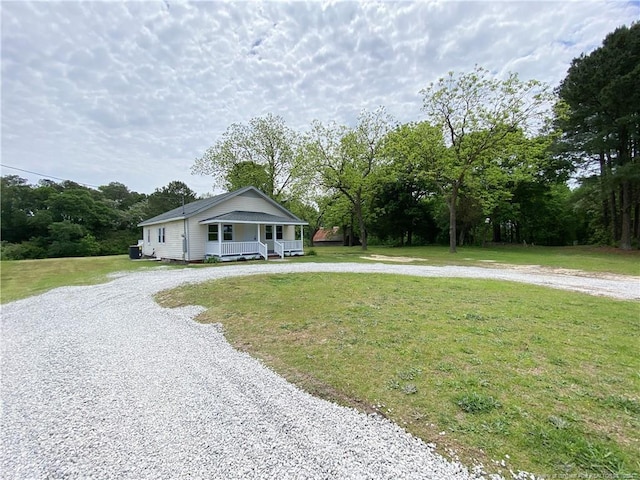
0, 163, 101, 188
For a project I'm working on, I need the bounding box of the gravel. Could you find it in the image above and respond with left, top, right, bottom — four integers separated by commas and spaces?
2, 262, 638, 479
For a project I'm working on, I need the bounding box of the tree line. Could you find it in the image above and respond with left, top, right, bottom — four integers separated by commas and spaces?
1, 178, 197, 259
2, 23, 638, 259
193, 24, 638, 252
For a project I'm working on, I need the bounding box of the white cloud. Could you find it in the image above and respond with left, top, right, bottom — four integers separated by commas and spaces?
1, 0, 638, 195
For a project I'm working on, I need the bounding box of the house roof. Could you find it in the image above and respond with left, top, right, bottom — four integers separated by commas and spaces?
199, 211, 307, 225
313, 227, 343, 242
138, 186, 305, 227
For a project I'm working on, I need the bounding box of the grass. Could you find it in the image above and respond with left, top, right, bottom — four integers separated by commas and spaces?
0, 255, 169, 303
2, 246, 637, 304
157, 273, 640, 477
297, 245, 640, 276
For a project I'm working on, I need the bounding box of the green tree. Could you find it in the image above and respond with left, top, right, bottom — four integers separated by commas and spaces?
145, 181, 197, 219
99, 182, 145, 211
557, 23, 640, 249
316, 193, 358, 246
306, 108, 394, 250
193, 113, 308, 201
377, 122, 445, 245
47, 188, 115, 234
0, 176, 34, 243
421, 66, 553, 252
0, 177, 148, 259
47, 220, 86, 257
224, 161, 272, 193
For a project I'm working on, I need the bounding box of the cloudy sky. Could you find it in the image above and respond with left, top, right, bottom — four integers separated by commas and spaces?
1, 1, 638, 196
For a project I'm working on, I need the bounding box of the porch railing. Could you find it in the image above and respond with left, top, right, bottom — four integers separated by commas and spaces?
221, 241, 261, 256
258, 241, 268, 261
206, 241, 261, 256
274, 240, 303, 259
280, 240, 303, 252
274, 240, 284, 259
206, 240, 300, 260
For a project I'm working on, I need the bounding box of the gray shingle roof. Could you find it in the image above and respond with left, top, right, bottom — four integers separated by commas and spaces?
137, 186, 306, 227
199, 211, 306, 225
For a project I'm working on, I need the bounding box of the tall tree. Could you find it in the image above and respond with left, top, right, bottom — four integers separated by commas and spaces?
421, 66, 553, 252
145, 181, 197, 219
193, 113, 307, 201
224, 161, 272, 193
557, 23, 640, 249
0, 176, 34, 243
99, 182, 145, 211
379, 122, 446, 245
306, 108, 394, 250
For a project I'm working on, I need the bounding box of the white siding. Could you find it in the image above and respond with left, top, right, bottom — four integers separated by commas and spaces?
165, 221, 185, 260
148, 190, 300, 261
284, 225, 296, 241
187, 218, 206, 261
141, 221, 185, 260
186, 190, 289, 260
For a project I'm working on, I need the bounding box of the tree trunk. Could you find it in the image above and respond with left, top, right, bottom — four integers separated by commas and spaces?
354, 201, 367, 251
599, 150, 610, 236
447, 184, 458, 253
342, 224, 350, 246
606, 151, 618, 242
634, 200, 639, 245
618, 129, 632, 250
309, 228, 319, 247
620, 180, 632, 250
493, 223, 502, 243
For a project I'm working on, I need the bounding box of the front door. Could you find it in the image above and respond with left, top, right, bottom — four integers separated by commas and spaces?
264, 225, 274, 251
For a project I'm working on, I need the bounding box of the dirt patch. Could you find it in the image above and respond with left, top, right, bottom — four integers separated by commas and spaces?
363, 255, 638, 282
361, 254, 425, 263
479, 262, 639, 282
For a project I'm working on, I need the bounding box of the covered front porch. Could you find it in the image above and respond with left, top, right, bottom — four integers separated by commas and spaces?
200, 211, 306, 261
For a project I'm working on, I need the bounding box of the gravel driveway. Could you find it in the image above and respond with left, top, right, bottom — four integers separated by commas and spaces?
2, 262, 638, 479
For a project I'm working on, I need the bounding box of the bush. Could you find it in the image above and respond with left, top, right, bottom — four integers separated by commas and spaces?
78, 234, 100, 256
0, 240, 47, 260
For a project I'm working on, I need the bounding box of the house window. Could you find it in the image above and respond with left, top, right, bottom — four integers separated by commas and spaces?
276, 225, 283, 240
223, 224, 233, 241
208, 225, 218, 242
158, 227, 165, 243
265, 225, 273, 240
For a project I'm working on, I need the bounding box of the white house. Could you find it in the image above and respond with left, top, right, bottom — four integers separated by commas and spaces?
138, 186, 307, 262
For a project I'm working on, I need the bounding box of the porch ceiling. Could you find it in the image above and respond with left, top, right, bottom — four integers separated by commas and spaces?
199, 210, 307, 226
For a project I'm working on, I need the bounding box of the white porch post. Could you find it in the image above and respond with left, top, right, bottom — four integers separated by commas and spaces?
300, 225, 304, 242
217, 223, 222, 254
257, 224, 261, 242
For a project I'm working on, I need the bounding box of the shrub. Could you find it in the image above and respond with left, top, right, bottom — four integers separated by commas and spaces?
0, 240, 47, 260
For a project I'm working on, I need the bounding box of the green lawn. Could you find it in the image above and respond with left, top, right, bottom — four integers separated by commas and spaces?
303, 245, 640, 276
3, 248, 639, 475
0, 255, 167, 304
2, 246, 638, 304
157, 273, 640, 477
